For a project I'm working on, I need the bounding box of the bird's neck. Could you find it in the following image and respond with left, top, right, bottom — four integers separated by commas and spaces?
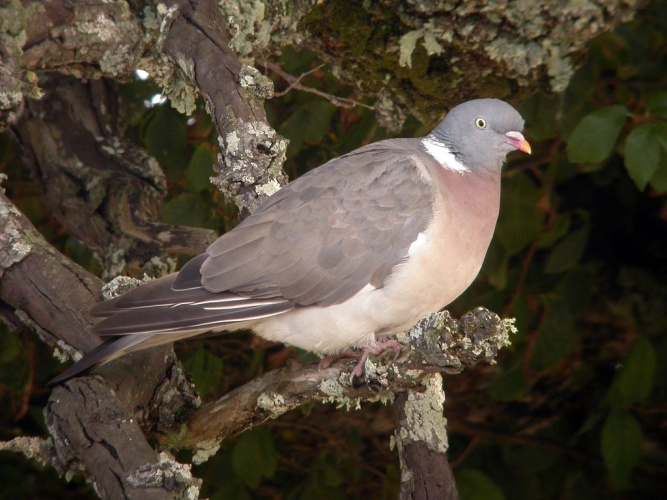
421, 135, 469, 173
432, 166, 502, 271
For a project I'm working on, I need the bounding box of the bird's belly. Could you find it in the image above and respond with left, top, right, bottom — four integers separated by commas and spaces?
252, 291, 387, 355
252, 229, 491, 356
254, 181, 499, 356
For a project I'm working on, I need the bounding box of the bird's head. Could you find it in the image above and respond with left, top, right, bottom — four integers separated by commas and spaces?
430, 98, 531, 173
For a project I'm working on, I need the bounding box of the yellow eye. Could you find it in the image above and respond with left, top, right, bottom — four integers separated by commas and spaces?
475, 117, 487, 129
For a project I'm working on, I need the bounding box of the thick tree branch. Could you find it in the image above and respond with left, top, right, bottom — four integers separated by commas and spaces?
21, 0, 144, 78
14, 74, 216, 279
0, 182, 189, 499
0, 182, 102, 356
395, 375, 458, 500
158, 0, 288, 216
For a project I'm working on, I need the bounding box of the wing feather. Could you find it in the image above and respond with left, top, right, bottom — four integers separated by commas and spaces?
201, 138, 435, 305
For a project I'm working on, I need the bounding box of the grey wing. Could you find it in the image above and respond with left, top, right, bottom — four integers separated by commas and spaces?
91, 140, 434, 331
202, 139, 435, 306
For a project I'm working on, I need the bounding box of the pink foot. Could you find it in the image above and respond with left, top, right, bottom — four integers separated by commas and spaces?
319, 349, 359, 370
351, 339, 402, 379
320, 339, 402, 381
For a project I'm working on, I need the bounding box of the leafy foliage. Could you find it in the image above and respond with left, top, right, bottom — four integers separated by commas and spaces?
566, 104, 628, 165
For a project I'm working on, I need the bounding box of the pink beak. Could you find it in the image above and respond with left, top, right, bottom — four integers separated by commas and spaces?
505, 131, 532, 154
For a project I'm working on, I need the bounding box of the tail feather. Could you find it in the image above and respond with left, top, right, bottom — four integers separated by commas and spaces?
46, 334, 153, 387
49, 253, 296, 386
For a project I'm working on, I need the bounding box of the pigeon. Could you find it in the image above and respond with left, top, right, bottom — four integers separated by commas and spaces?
48, 98, 530, 386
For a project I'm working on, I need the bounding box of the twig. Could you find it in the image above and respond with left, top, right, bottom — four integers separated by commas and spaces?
271, 63, 326, 96
266, 61, 373, 109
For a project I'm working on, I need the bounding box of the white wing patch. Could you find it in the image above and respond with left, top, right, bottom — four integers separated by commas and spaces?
408, 232, 428, 256
421, 136, 470, 173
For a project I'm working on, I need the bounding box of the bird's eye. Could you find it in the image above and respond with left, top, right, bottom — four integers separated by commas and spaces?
475, 117, 487, 129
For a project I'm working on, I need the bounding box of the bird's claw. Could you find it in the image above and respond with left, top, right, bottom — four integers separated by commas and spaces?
319, 339, 403, 383
350, 339, 403, 383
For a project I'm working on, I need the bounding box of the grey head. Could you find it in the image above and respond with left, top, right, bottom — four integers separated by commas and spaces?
428, 98, 530, 173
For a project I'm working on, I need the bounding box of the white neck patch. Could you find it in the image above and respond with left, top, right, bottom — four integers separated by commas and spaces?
421, 136, 470, 173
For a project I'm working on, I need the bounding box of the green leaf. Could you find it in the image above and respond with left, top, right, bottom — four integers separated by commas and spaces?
530, 296, 580, 371
601, 409, 643, 489
624, 123, 661, 190
456, 469, 505, 500
649, 124, 667, 191
537, 214, 572, 248
567, 105, 627, 164
186, 145, 215, 193
279, 101, 337, 156
161, 193, 214, 228
144, 105, 188, 172
607, 338, 656, 406
182, 346, 223, 397
495, 173, 543, 254
544, 217, 590, 274
646, 90, 667, 119
210, 480, 252, 500
0, 330, 21, 364
232, 428, 278, 488
482, 241, 509, 289
519, 93, 560, 141
649, 159, 667, 191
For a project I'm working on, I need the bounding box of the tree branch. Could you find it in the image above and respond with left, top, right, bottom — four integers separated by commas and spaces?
153, 308, 512, 459
0, 182, 188, 499
267, 61, 373, 109
395, 375, 458, 500
158, 0, 289, 216
14, 74, 217, 279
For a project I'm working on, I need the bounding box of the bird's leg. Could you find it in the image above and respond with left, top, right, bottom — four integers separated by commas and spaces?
351, 339, 402, 379
319, 339, 402, 380
318, 349, 359, 370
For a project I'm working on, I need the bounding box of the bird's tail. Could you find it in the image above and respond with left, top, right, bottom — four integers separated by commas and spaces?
46, 334, 153, 387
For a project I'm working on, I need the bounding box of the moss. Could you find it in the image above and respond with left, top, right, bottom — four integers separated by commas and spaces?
302, 2, 520, 126
301, 1, 646, 127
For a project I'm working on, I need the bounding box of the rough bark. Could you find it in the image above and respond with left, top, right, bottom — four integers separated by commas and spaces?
46, 379, 194, 500
14, 74, 217, 279
0, 185, 184, 498
395, 376, 458, 500
250, 0, 649, 129
157, 0, 289, 215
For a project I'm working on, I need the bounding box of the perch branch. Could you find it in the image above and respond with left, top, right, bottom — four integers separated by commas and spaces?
153, 308, 512, 458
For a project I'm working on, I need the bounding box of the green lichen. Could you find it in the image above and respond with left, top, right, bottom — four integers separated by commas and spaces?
220, 0, 304, 62
239, 65, 275, 99
192, 439, 221, 465
140, 5, 199, 115
395, 373, 449, 454
302, 0, 645, 125
399, 22, 445, 68
256, 391, 288, 414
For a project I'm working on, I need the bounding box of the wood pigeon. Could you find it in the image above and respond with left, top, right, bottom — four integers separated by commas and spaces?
48, 98, 530, 386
